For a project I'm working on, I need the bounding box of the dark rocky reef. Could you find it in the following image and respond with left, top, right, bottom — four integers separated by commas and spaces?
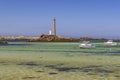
0, 41, 8, 45
29, 34, 79, 42
80, 37, 108, 40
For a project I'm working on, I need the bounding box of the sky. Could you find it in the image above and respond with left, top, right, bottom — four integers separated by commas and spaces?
0, 0, 120, 38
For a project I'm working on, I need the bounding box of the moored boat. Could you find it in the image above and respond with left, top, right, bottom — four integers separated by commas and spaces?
79, 41, 96, 48
104, 40, 118, 46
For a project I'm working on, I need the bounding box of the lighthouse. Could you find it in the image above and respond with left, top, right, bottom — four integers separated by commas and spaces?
51, 18, 56, 36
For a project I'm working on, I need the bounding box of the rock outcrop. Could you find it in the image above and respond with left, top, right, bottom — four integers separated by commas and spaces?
0, 41, 8, 45
29, 34, 79, 42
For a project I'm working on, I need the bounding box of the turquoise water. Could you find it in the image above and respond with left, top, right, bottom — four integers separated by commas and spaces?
0, 42, 120, 55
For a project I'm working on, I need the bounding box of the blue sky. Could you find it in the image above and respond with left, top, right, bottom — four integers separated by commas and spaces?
0, 0, 120, 38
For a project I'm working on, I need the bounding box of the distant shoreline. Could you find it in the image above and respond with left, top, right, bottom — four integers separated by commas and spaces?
0, 35, 120, 42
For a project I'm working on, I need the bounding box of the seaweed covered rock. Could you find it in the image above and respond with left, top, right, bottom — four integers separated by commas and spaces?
30, 34, 79, 42
0, 41, 8, 45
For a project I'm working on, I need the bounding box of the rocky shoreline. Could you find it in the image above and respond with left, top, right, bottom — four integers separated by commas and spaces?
0, 35, 79, 42
0, 35, 119, 43
29, 34, 79, 42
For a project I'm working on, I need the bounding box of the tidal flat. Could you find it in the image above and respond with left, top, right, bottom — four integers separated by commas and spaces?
0, 42, 120, 80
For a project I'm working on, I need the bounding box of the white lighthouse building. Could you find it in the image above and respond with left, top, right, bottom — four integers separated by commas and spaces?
51, 18, 56, 35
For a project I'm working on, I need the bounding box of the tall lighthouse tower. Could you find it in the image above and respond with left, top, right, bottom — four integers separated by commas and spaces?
51, 17, 56, 36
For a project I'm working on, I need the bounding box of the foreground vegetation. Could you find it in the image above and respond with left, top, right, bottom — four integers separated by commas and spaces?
0, 42, 120, 80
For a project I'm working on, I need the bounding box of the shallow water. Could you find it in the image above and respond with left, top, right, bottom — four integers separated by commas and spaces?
0, 42, 120, 80
0, 42, 120, 55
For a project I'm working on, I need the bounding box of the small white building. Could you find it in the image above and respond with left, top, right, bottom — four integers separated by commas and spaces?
104, 40, 118, 46
49, 30, 52, 35
79, 41, 96, 48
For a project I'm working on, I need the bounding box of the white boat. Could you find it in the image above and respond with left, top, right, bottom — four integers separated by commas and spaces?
104, 40, 118, 46
79, 41, 96, 48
